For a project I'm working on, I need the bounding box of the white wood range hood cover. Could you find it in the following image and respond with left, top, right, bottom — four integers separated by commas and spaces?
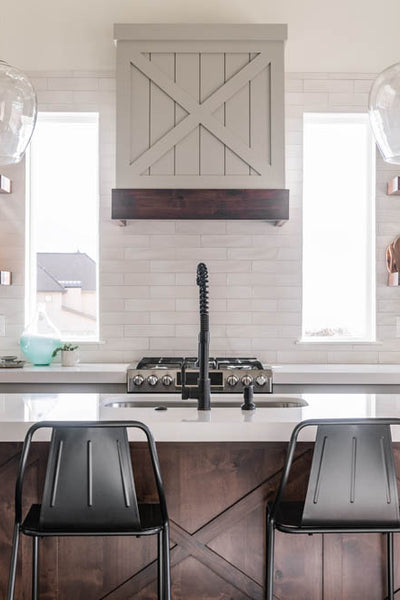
114, 24, 287, 190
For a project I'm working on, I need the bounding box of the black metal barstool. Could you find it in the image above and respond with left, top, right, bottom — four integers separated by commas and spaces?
7, 420, 171, 600
266, 418, 400, 600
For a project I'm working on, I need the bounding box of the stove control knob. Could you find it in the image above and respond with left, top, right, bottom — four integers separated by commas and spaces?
255, 375, 267, 386
133, 375, 144, 387
162, 374, 173, 386
241, 375, 253, 387
227, 375, 239, 387
147, 375, 158, 386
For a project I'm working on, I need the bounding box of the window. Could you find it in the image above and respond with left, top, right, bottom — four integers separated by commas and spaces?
302, 113, 376, 342
26, 112, 99, 341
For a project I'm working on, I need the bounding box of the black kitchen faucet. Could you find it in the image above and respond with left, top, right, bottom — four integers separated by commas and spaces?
181, 263, 211, 410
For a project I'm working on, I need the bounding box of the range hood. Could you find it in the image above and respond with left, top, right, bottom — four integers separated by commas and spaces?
112, 24, 289, 223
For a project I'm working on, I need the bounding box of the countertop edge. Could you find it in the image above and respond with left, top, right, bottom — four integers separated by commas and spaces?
1, 363, 400, 385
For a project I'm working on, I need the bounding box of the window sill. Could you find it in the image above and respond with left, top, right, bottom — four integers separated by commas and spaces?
61, 339, 105, 345
296, 339, 382, 346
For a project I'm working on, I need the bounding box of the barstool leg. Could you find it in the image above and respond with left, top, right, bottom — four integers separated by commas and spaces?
387, 532, 394, 600
266, 517, 275, 600
162, 524, 171, 600
7, 523, 20, 600
32, 537, 39, 600
157, 531, 163, 600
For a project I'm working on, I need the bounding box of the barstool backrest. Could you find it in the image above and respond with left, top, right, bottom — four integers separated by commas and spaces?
39, 426, 140, 531
13, 421, 168, 533
302, 423, 400, 526
269, 419, 400, 529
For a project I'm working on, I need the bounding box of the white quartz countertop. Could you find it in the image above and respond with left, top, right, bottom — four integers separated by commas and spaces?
2, 363, 400, 385
272, 364, 400, 384
1, 392, 400, 442
0, 363, 129, 383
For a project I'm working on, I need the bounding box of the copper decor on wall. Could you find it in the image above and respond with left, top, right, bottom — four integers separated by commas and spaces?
386, 236, 400, 285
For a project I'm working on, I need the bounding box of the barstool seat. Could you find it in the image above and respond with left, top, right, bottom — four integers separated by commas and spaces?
268, 501, 304, 531
268, 500, 400, 534
21, 502, 164, 535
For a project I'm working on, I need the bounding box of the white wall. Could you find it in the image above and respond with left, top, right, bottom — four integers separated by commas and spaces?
1, 5, 400, 363
1, 71, 400, 364
1, 0, 400, 73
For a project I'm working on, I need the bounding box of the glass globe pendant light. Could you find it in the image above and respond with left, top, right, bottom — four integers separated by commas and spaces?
0, 60, 37, 165
369, 62, 400, 164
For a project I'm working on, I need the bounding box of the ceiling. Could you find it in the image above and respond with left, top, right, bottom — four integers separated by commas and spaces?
0, 0, 399, 73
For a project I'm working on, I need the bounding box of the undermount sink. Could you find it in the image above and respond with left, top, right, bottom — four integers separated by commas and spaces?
104, 397, 308, 409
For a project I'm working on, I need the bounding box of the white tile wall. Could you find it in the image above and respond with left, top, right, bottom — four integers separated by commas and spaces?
1, 70, 399, 364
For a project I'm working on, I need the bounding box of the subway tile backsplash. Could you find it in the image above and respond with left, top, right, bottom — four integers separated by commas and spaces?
0, 70, 399, 365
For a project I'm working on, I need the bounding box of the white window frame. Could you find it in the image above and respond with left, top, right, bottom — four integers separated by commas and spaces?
25, 111, 100, 342
301, 112, 376, 343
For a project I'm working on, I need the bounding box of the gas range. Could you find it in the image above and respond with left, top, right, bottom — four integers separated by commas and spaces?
127, 357, 273, 394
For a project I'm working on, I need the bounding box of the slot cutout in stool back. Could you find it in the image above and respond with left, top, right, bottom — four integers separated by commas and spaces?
302, 424, 400, 527
39, 427, 141, 531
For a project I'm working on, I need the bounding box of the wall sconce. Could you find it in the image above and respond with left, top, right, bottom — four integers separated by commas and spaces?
0, 271, 11, 285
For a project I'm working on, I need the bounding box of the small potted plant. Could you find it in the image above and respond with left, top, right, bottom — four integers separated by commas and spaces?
52, 343, 79, 367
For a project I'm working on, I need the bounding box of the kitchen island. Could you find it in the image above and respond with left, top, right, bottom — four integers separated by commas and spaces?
0, 392, 399, 600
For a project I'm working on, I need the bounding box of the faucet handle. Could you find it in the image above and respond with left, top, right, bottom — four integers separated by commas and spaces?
241, 385, 256, 411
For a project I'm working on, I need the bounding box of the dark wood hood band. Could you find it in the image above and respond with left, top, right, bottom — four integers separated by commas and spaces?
111, 189, 289, 222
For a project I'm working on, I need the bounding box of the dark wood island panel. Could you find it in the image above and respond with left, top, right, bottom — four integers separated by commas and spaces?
0, 442, 396, 599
